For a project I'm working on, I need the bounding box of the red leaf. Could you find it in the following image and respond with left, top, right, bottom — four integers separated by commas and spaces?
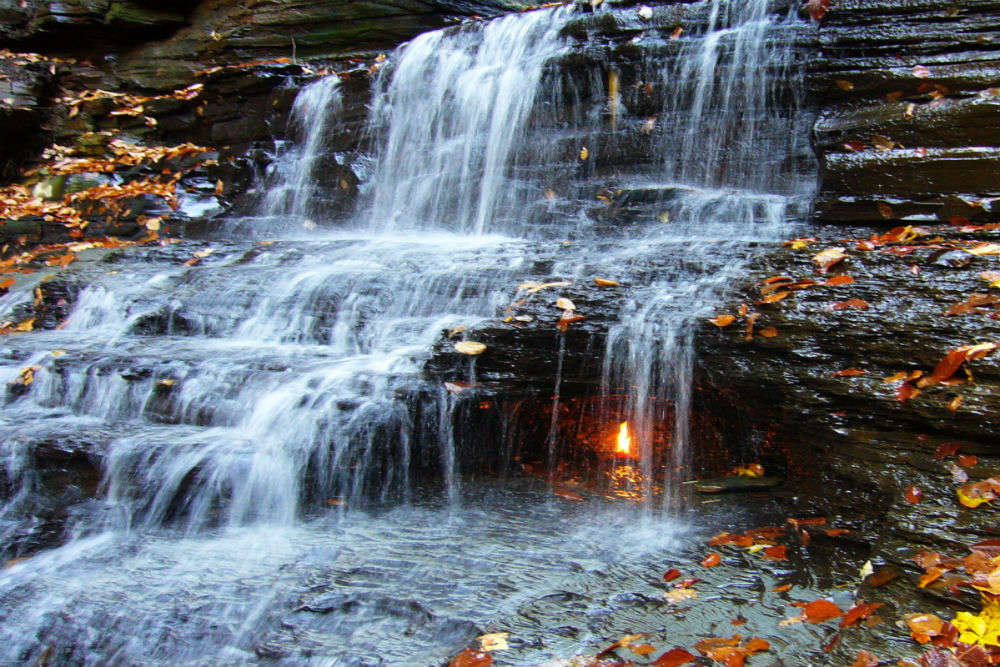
832, 368, 866, 377
958, 454, 978, 467
896, 382, 920, 402
663, 568, 681, 582
763, 545, 788, 560
701, 553, 721, 567
803, 599, 844, 623
906, 485, 924, 503
825, 275, 855, 286
652, 648, 697, 667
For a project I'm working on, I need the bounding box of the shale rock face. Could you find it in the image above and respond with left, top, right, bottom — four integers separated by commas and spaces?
811, 0, 1000, 223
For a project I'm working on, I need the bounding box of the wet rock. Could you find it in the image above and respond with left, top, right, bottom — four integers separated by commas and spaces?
810, 0, 1000, 223
695, 225, 1000, 554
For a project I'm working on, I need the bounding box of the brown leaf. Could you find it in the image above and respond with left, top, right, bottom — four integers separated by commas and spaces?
896, 382, 921, 402
864, 565, 900, 587
833, 368, 866, 377
825, 275, 854, 286
759, 326, 778, 338
763, 545, 788, 560
835, 79, 855, 91
958, 454, 977, 467
906, 485, 924, 504
918, 567, 943, 588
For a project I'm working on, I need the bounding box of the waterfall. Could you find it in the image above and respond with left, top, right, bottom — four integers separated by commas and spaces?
365, 7, 572, 234
0, 1, 814, 664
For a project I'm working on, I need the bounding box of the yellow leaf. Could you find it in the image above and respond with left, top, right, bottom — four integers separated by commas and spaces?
454, 341, 487, 355
958, 486, 992, 508
593, 278, 619, 286
555, 297, 575, 311
664, 588, 698, 604
51, 349, 66, 357
15, 318, 34, 332
952, 598, 1000, 648
966, 243, 1000, 256
579, 146, 589, 161
478, 633, 509, 652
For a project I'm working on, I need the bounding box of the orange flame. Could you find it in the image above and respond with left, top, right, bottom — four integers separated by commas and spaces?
616, 421, 632, 455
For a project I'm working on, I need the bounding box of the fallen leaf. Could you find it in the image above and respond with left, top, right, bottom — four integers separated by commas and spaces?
947, 396, 963, 412
555, 297, 575, 311
913, 65, 932, 78
652, 647, 696, 666
841, 602, 884, 628
709, 314, 736, 327
833, 368, 866, 377
934, 442, 960, 460
904, 613, 946, 643
918, 567, 944, 588
831, 298, 869, 311
579, 147, 589, 161
701, 553, 721, 567
802, 600, 844, 623
759, 326, 778, 338
835, 79, 855, 91
825, 275, 854, 286
593, 278, 619, 286
478, 633, 509, 652
906, 485, 924, 504
758, 291, 791, 304
450, 648, 492, 667
812, 247, 848, 273
664, 588, 698, 604
763, 545, 788, 560
553, 488, 584, 501
663, 568, 682, 582
454, 341, 487, 355
850, 650, 880, 667
805, 0, 830, 21
897, 382, 921, 402
958, 454, 978, 467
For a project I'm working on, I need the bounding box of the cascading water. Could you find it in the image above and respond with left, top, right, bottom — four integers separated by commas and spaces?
0, 1, 814, 664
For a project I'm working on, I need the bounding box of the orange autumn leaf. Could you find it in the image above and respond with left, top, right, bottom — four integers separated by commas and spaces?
825, 275, 854, 286
802, 599, 844, 623
772, 584, 792, 592
918, 567, 944, 588
762, 275, 794, 284
904, 613, 946, 643
831, 298, 869, 311
832, 368, 866, 377
450, 648, 492, 667
958, 454, 978, 467
758, 326, 778, 338
709, 314, 736, 327
663, 568, 682, 582
701, 553, 722, 567
825, 528, 850, 537
758, 291, 790, 304
652, 647, 696, 666
841, 602, 884, 628
905, 485, 923, 503
632, 644, 656, 656
896, 382, 921, 402
956, 477, 1000, 508
0, 277, 14, 290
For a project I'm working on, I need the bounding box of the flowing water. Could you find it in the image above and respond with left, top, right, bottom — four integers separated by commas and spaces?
0, 1, 815, 664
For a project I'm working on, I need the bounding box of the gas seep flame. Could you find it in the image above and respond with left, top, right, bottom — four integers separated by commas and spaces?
616, 421, 632, 456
